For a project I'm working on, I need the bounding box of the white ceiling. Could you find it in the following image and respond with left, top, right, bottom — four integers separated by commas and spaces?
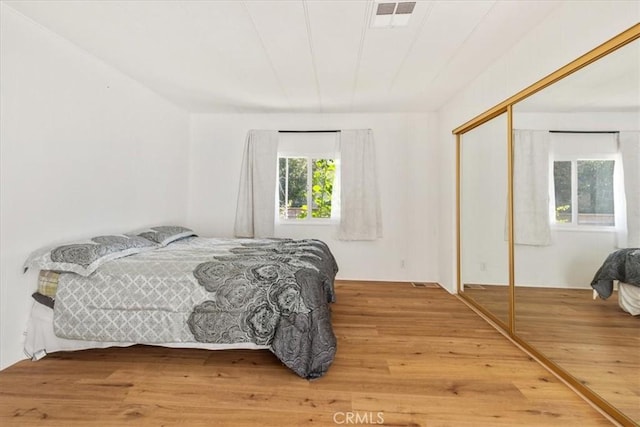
4, 0, 561, 113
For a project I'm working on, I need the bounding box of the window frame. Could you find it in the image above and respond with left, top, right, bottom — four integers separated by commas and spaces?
276, 154, 339, 225
550, 153, 618, 231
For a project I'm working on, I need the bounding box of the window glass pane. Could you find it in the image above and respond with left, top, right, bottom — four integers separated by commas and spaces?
278, 158, 287, 218
311, 159, 335, 218
577, 160, 615, 225
553, 161, 572, 223
278, 157, 308, 220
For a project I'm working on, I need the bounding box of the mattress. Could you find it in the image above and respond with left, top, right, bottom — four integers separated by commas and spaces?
618, 282, 640, 316
24, 301, 268, 361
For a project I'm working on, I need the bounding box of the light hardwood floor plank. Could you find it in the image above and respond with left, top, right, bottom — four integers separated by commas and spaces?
0, 282, 611, 426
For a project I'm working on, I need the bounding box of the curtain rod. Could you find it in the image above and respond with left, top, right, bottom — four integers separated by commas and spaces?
548, 130, 619, 134
278, 130, 340, 133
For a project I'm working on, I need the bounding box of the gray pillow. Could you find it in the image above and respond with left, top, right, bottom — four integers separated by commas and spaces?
23, 234, 157, 276
135, 226, 197, 246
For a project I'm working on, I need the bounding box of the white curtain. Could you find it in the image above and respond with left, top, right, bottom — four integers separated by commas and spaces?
338, 129, 383, 240
233, 130, 279, 238
512, 130, 552, 246
618, 131, 640, 247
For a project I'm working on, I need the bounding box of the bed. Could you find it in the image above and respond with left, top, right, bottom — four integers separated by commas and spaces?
591, 248, 640, 316
23, 227, 339, 379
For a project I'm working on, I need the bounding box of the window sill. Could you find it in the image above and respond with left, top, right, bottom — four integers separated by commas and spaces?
552, 224, 616, 233
276, 219, 339, 226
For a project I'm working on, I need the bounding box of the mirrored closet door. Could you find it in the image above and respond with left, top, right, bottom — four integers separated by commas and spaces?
512, 37, 640, 423
458, 114, 510, 327
455, 24, 639, 426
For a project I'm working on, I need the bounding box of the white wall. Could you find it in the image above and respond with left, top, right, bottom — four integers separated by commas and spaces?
0, 5, 190, 369
436, 1, 640, 293
187, 113, 438, 282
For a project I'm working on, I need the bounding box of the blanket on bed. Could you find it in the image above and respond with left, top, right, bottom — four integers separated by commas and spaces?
590, 248, 640, 299
53, 237, 338, 379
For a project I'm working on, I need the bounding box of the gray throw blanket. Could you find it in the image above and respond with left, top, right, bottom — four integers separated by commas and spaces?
590, 248, 640, 299
188, 239, 338, 378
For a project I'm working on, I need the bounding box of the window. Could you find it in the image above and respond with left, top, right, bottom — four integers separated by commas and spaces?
553, 159, 615, 226
278, 157, 337, 220
276, 132, 340, 222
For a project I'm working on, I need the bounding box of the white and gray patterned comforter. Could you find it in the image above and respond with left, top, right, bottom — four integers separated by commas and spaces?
53, 237, 338, 379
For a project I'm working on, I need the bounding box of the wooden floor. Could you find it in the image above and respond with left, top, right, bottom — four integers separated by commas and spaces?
0, 282, 612, 426
464, 285, 639, 422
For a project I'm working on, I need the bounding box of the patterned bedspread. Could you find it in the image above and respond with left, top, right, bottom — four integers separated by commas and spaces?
53, 237, 338, 379
591, 248, 640, 299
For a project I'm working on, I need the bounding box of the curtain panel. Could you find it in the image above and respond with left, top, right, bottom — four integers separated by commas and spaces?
233, 130, 279, 238
338, 129, 383, 241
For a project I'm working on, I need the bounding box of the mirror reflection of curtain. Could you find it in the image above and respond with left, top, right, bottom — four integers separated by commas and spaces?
618, 131, 640, 247
512, 130, 552, 246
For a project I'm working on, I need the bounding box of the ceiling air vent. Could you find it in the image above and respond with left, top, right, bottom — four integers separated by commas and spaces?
371, 1, 416, 28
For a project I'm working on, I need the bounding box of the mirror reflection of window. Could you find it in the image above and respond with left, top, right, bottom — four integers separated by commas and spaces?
552, 159, 615, 226
553, 160, 572, 222
577, 160, 615, 225
548, 132, 619, 229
